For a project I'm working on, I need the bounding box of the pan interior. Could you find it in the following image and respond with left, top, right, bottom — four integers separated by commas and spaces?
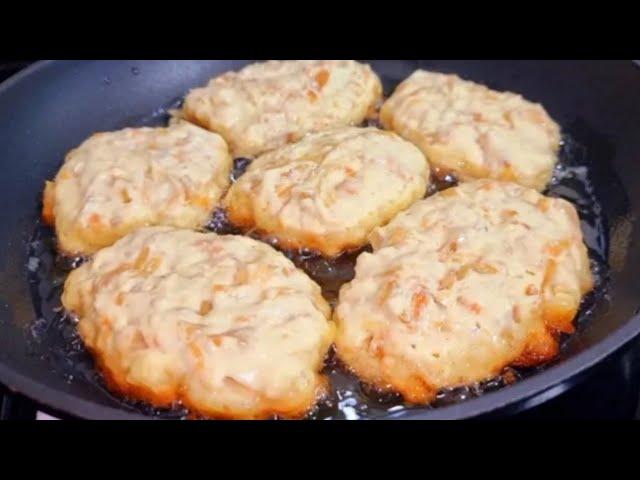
1, 60, 639, 419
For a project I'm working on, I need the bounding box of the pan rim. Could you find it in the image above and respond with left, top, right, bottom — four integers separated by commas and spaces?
0, 59, 55, 90
0, 59, 639, 420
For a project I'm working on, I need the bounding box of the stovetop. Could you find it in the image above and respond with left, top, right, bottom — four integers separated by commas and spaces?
2, 61, 639, 420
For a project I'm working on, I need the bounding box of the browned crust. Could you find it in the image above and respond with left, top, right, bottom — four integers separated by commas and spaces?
333, 333, 439, 404
89, 344, 330, 420
42, 180, 56, 226
511, 248, 593, 367
224, 174, 422, 258
334, 296, 583, 404
225, 209, 369, 258
511, 329, 560, 368
73, 306, 333, 419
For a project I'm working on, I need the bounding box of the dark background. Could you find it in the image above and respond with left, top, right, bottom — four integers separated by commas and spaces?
1, 61, 639, 420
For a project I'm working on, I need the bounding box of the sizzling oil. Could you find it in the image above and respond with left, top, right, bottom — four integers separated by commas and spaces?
25, 129, 610, 420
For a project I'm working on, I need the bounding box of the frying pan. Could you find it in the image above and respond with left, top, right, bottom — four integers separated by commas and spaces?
0, 60, 639, 420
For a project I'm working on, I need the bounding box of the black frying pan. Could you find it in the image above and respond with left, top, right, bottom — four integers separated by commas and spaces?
0, 60, 639, 420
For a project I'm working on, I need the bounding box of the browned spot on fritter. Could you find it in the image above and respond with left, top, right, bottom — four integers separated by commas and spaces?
199, 300, 213, 316
411, 289, 429, 320
315, 69, 330, 89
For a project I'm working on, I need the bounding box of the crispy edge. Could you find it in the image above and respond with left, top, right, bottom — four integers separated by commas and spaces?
42, 180, 56, 226
92, 344, 332, 420
224, 208, 370, 258
223, 161, 427, 257
333, 308, 439, 405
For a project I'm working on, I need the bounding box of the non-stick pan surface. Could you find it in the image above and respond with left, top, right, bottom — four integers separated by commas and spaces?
0, 60, 639, 419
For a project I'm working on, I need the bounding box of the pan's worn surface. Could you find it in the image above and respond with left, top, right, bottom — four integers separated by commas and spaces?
0, 60, 639, 419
